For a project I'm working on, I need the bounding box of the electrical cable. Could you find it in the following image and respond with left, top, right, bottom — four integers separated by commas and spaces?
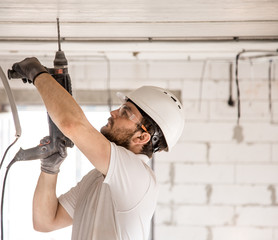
235, 52, 241, 124
1, 158, 17, 240
234, 49, 278, 124
0, 137, 19, 170
0, 138, 19, 239
227, 62, 235, 107
268, 60, 273, 117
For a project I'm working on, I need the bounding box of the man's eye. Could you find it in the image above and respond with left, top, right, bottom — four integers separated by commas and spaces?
121, 107, 129, 117
122, 110, 128, 117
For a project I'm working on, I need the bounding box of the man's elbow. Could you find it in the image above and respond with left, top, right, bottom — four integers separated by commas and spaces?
33, 220, 55, 233
33, 224, 49, 233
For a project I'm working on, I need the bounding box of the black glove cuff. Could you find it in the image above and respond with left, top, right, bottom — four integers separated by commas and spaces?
41, 166, 60, 175
32, 70, 49, 85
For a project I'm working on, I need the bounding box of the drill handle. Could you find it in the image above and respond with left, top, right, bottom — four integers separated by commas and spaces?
47, 70, 74, 148
7, 69, 23, 79
12, 140, 57, 161
8, 66, 50, 84
7, 69, 31, 83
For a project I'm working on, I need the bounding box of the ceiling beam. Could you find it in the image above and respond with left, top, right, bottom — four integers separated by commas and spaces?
1, 21, 278, 40
0, 89, 181, 107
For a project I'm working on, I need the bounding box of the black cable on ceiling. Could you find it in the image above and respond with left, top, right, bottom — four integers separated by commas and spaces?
234, 49, 278, 124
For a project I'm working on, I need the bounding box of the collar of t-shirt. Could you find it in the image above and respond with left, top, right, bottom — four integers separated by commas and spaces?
136, 153, 150, 164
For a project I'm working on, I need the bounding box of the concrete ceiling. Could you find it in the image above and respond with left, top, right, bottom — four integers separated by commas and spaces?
0, 0, 278, 60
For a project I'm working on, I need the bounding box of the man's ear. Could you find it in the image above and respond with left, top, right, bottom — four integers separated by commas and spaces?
132, 131, 151, 145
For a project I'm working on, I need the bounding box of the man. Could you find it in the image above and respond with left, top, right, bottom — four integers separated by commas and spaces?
11, 57, 185, 240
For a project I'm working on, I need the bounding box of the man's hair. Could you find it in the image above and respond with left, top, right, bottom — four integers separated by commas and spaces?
128, 100, 167, 158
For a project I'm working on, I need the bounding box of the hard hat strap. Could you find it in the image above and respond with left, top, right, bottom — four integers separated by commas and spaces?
151, 131, 161, 153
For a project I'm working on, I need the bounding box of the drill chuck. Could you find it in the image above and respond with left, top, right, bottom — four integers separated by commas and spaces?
54, 50, 68, 68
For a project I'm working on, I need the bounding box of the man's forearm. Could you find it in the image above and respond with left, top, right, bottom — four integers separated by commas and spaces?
33, 172, 59, 232
34, 73, 85, 138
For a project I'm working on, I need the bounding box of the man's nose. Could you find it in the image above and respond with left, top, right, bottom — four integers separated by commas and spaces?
110, 108, 119, 118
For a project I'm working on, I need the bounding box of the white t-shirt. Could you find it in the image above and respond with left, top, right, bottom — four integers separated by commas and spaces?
58, 142, 159, 240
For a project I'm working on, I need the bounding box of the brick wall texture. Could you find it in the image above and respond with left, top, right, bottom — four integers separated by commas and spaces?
150, 60, 278, 240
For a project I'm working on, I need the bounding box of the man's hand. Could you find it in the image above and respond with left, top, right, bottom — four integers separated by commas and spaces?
12, 57, 48, 84
40, 136, 67, 174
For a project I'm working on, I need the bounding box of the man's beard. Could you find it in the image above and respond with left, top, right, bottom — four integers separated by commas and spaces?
101, 118, 137, 149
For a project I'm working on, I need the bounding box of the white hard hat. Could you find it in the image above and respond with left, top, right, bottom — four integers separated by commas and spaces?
118, 86, 185, 151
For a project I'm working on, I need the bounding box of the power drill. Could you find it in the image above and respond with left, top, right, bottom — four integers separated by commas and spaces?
7, 18, 74, 161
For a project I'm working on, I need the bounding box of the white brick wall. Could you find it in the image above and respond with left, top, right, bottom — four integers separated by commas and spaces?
209, 143, 271, 162
71, 59, 277, 239
236, 207, 278, 227
145, 60, 278, 240
236, 165, 278, 184
211, 185, 271, 205
175, 205, 234, 225
155, 143, 207, 163
213, 227, 273, 240
273, 144, 278, 162
174, 164, 234, 184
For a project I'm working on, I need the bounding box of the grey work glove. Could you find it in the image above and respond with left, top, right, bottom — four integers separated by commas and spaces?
39, 136, 67, 174
12, 57, 48, 84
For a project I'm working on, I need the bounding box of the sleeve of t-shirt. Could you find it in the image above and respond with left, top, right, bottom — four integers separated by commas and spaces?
58, 185, 79, 218
58, 172, 92, 218
103, 142, 152, 212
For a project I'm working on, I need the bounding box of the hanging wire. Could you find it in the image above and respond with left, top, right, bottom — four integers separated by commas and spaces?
268, 60, 273, 119
0, 137, 18, 170
234, 49, 278, 124
274, 60, 276, 83
227, 62, 235, 106
1, 158, 17, 240
235, 52, 242, 124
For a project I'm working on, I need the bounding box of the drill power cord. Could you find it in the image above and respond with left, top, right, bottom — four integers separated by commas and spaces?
1, 158, 17, 240
0, 66, 22, 239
